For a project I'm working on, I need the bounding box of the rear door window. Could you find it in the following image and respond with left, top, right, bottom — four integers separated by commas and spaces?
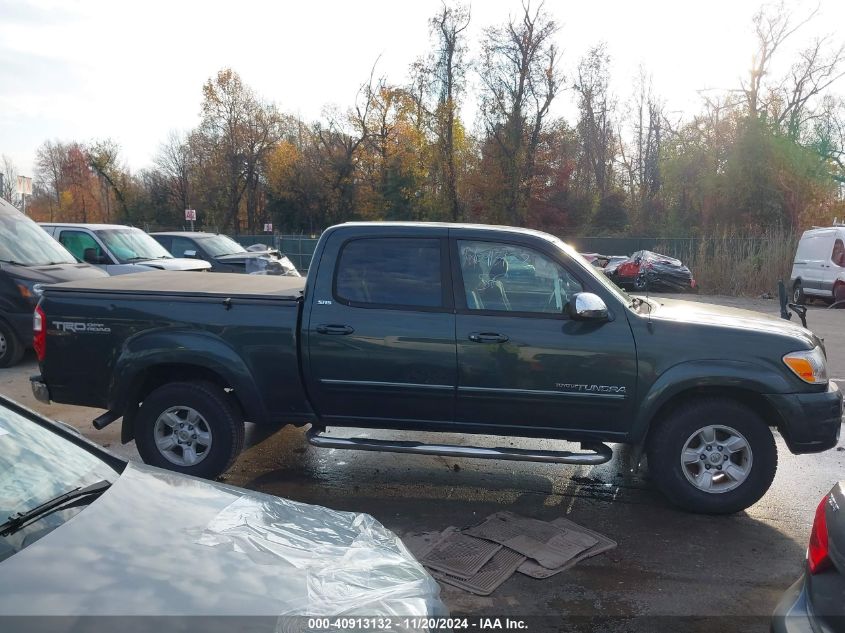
335, 238, 443, 308
832, 239, 845, 267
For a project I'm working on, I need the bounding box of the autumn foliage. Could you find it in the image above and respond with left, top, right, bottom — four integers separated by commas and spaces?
9, 2, 845, 238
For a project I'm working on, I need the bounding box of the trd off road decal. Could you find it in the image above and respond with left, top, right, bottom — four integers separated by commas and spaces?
52, 321, 112, 334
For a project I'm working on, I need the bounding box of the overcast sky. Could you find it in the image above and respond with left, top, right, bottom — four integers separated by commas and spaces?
1, 0, 843, 178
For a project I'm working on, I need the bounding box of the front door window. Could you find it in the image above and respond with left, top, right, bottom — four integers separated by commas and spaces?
457, 240, 582, 314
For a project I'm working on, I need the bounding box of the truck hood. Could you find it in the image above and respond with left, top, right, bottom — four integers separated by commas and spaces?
133, 257, 211, 272
0, 462, 442, 619
1, 261, 108, 284
649, 297, 821, 348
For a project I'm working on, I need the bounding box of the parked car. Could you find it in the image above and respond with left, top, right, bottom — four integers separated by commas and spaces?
608, 250, 698, 293
771, 483, 844, 632
0, 199, 107, 367
0, 395, 445, 627
790, 226, 845, 304
602, 255, 629, 276
151, 231, 300, 276
40, 224, 211, 275
32, 222, 842, 514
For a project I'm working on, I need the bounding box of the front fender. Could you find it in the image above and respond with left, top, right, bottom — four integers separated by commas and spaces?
630, 359, 793, 444
109, 328, 267, 423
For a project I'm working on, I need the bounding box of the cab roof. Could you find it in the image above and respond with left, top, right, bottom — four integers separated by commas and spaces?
40, 223, 141, 231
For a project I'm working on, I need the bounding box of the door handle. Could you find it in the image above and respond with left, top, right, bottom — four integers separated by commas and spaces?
316, 324, 355, 335
468, 332, 509, 344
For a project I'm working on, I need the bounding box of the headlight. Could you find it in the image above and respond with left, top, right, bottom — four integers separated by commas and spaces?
783, 346, 828, 384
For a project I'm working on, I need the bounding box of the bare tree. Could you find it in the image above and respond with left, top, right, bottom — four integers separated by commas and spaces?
0, 155, 18, 205
775, 36, 845, 139
430, 2, 470, 220
314, 63, 381, 222
34, 140, 67, 220
619, 68, 664, 229
154, 131, 194, 216
574, 44, 616, 198
479, 1, 562, 223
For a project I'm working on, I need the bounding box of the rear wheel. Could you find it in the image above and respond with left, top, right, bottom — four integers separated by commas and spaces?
134, 381, 244, 479
0, 321, 24, 368
793, 281, 805, 304
647, 398, 777, 514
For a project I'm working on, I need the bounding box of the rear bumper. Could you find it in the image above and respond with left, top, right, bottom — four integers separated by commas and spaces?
766, 382, 843, 454
771, 577, 814, 633
30, 374, 50, 404
772, 573, 845, 633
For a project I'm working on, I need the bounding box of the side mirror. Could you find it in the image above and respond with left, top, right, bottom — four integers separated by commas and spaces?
83, 248, 107, 265
568, 292, 609, 321
183, 250, 197, 258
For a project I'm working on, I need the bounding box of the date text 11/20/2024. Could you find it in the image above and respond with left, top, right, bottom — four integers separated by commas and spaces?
306, 617, 529, 630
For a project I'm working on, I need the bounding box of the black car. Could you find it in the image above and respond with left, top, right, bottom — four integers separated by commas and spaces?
151, 232, 299, 276
608, 250, 698, 293
0, 198, 107, 367
772, 483, 845, 632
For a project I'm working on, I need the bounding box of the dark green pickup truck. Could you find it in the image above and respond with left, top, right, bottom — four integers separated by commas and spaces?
31, 223, 843, 513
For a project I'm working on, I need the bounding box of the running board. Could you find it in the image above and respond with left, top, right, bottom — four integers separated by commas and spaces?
305, 427, 613, 465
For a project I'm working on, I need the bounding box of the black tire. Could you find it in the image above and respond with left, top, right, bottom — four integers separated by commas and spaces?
793, 281, 805, 305
646, 398, 777, 514
0, 320, 24, 368
134, 381, 245, 479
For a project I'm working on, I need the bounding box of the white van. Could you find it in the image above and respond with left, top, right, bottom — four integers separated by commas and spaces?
790, 226, 845, 303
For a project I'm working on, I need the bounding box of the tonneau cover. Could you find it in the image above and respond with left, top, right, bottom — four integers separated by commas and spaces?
44, 270, 305, 301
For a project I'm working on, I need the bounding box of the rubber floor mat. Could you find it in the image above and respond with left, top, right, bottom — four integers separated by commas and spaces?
464, 511, 598, 569
419, 528, 502, 579
517, 517, 617, 578
402, 529, 446, 559
431, 547, 527, 596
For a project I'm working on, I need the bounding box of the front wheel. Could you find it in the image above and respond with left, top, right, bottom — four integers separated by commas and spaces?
647, 398, 777, 514
134, 381, 245, 479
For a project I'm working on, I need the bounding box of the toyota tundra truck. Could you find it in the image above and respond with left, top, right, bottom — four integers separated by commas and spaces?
30, 222, 843, 513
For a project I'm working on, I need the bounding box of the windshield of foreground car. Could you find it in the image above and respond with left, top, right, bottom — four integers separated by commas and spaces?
197, 234, 248, 257
0, 201, 76, 266
96, 228, 173, 263
0, 404, 120, 560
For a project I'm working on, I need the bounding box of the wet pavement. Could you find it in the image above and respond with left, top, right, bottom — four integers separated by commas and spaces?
2, 294, 844, 630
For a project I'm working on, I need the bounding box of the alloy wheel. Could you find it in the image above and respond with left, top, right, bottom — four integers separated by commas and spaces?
153, 406, 213, 467
680, 424, 753, 494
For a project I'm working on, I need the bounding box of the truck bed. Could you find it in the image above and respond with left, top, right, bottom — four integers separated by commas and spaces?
46, 270, 306, 301
38, 269, 310, 423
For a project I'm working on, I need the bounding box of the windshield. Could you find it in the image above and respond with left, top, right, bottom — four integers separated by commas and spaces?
0, 201, 76, 266
197, 234, 247, 257
0, 403, 119, 560
96, 228, 173, 263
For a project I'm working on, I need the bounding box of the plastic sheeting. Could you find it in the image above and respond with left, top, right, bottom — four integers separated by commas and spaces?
196, 495, 446, 618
